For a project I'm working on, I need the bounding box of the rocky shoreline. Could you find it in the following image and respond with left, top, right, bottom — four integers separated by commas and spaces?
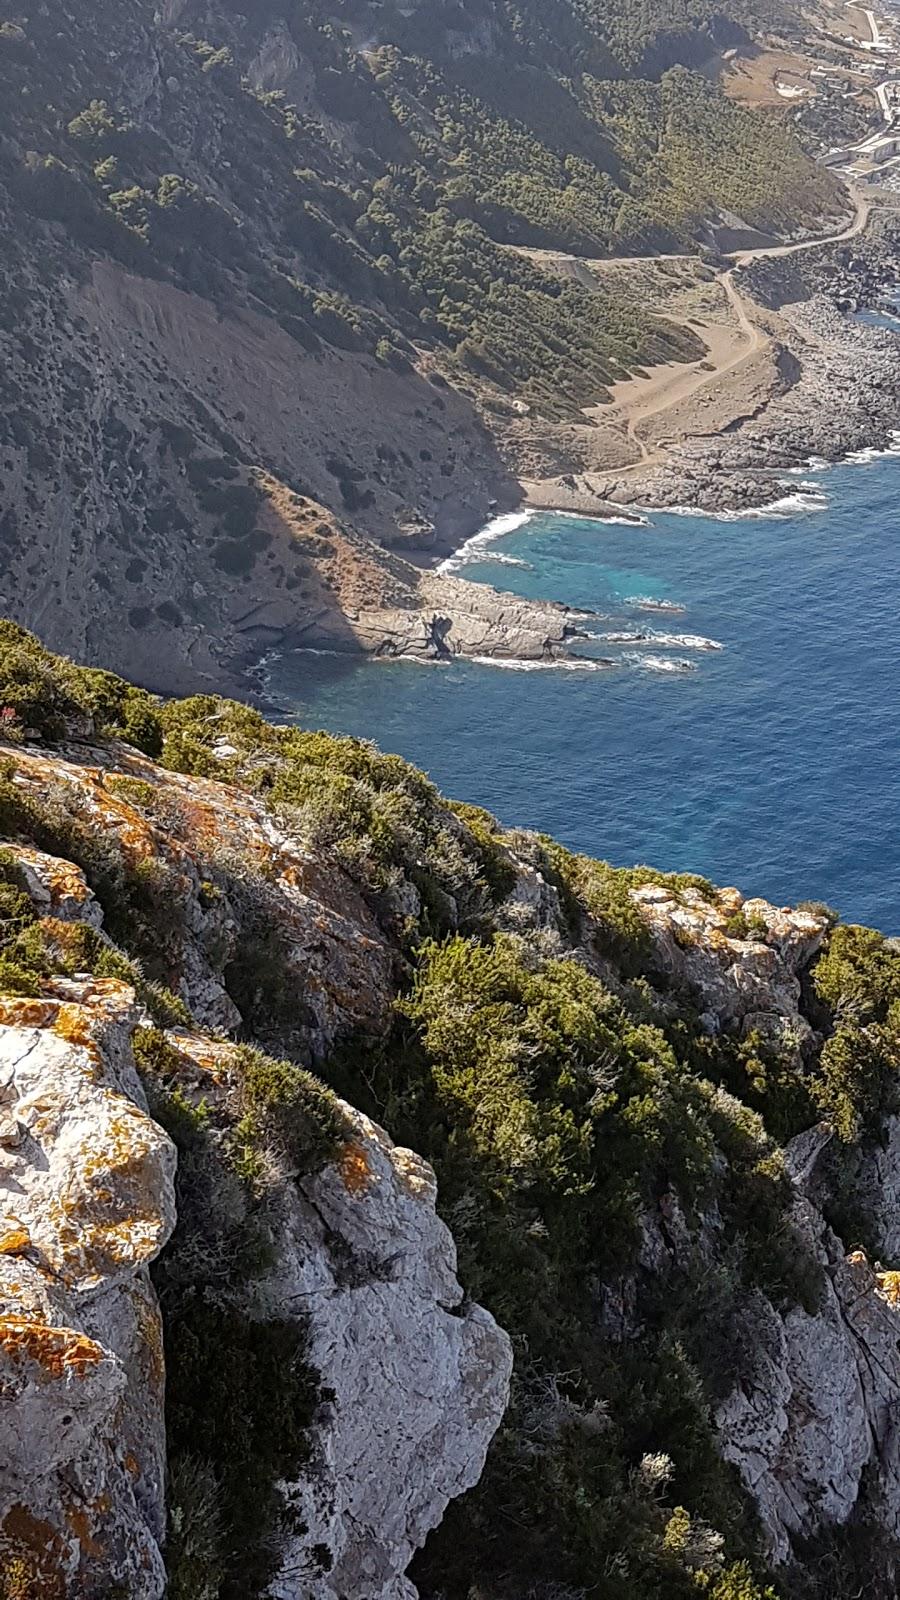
521, 209, 900, 520
239, 209, 900, 692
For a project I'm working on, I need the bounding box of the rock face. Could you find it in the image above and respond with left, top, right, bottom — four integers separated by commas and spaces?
595, 883, 900, 1571
0, 978, 512, 1599
845, 1113, 900, 1262
0, 794, 513, 1599
716, 1136, 900, 1565
265, 1102, 513, 1600
7, 714, 900, 1597
632, 881, 830, 1032
0, 978, 176, 1596
6, 738, 396, 1055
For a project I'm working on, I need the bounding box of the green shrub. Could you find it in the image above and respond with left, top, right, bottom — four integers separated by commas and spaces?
164, 1308, 319, 1600
324, 927, 826, 1600
695, 1562, 779, 1599
0, 956, 40, 996
448, 801, 517, 904
165, 1455, 224, 1600
233, 1043, 348, 1174
67, 99, 117, 142
161, 698, 513, 943
811, 1021, 900, 1143
536, 839, 654, 970
809, 926, 900, 1141
0, 623, 162, 751
814, 924, 900, 1022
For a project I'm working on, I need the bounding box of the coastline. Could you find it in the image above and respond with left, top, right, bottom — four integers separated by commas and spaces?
408, 204, 900, 585
513, 210, 900, 523
242, 202, 900, 688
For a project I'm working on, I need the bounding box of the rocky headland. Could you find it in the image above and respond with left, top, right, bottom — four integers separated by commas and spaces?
5, 629, 900, 1596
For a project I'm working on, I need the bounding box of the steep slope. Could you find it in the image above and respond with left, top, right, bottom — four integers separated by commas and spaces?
3, 626, 900, 1598
0, 0, 846, 689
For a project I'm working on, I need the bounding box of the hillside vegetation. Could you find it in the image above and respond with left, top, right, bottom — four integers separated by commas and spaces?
0, 0, 849, 690
1, 0, 843, 416
2, 625, 900, 1599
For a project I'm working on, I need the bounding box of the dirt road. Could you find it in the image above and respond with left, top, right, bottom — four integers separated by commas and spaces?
603, 180, 869, 461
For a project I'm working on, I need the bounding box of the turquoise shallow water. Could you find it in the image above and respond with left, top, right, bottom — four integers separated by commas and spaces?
267, 452, 900, 931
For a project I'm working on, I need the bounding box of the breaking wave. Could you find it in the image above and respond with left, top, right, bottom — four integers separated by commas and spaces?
623, 595, 686, 613
843, 431, 900, 466
660, 489, 829, 520
468, 655, 616, 672
482, 551, 533, 569
622, 652, 697, 673
552, 508, 651, 528
785, 456, 832, 474
594, 629, 723, 651
436, 510, 536, 573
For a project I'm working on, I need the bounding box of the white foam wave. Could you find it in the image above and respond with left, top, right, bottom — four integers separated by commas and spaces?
593, 629, 722, 651
659, 489, 828, 521
370, 653, 443, 667
843, 430, 900, 465
468, 655, 615, 672
785, 456, 833, 474
622, 652, 697, 673
436, 510, 535, 573
651, 632, 723, 651
551, 508, 651, 527
624, 595, 687, 613
482, 552, 532, 568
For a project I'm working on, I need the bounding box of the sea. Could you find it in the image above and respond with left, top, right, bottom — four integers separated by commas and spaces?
266, 447, 900, 933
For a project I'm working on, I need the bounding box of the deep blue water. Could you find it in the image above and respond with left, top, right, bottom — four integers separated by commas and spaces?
267, 453, 900, 931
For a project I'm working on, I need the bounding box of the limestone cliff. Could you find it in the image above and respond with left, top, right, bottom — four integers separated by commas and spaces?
3, 631, 900, 1598
0, 934, 511, 1597
0, 977, 175, 1598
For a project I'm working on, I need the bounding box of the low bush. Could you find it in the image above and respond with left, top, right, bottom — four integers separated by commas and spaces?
323, 927, 824, 1600
810, 925, 900, 1140
233, 1042, 349, 1175
0, 622, 162, 752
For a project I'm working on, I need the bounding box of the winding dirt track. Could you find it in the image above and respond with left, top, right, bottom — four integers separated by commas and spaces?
618, 182, 872, 463
622, 269, 766, 463
608, 0, 888, 461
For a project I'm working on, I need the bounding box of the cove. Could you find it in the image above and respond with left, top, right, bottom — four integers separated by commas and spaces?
266, 452, 900, 932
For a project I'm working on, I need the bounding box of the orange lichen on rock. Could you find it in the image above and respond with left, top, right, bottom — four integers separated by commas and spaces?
0, 982, 134, 1041
5, 844, 94, 910
0, 1230, 30, 1257
129, 1282, 166, 1389
64, 1502, 105, 1559
877, 1270, 900, 1306
339, 1140, 374, 1196
52, 1003, 102, 1054
0, 997, 57, 1029
0, 1314, 105, 1379
0, 1504, 67, 1599
170, 1032, 230, 1082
